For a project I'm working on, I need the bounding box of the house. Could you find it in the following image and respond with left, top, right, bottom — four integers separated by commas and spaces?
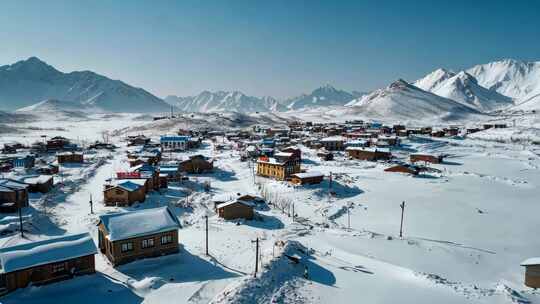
21, 175, 54, 193
384, 164, 421, 175
216, 200, 254, 220
256, 156, 300, 181
0, 233, 97, 295
129, 164, 160, 191
127, 135, 150, 146
97, 207, 181, 266
12, 154, 35, 169
57, 152, 84, 164
291, 171, 324, 185
159, 164, 182, 181
179, 155, 213, 174
281, 146, 301, 161
103, 180, 146, 207
317, 151, 334, 161
320, 136, 346, 151
0, 179, 29, 213
346, 147, 392, 161
521, 258, 540, 288
410, 153, 444, 164
46, 136, 70, 151
160, 136, 190, 151
36, 164, 59, 175
346, 139, 369, 148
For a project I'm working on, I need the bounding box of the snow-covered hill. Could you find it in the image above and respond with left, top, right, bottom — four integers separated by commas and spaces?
165, 91, 286, 113
16, 98, 99, 113
416, 71, 513, 112
284, 85, 356, 110
344, 79, 480, 121
467, 59, 540, 109
0, 57, 171, 112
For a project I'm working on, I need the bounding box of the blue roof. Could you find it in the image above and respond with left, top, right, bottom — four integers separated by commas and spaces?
160, 136, 190, 142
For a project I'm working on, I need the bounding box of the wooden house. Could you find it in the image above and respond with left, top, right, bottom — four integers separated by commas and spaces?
127, 135, 150, 146
317, 151, 334, 161
21, 175, 54, 193
346, 147, 392, 161
97, 207, 181, 266
46, 136, 70, 151
521, 258, 540, 288
57, 152, 83, 164
0, 233, 96, 295
179, 155, 213, 174
291, 171, 324, 185
216, 200, 254, 220
410, 153, 444, 164
256, 156, 300, 181
320, 136, 346, 151
384, 164, 421, 175
36, 164, 59, 175
281, 146, 301, 161
103, 180, 146, 207
0, 179, 29, 213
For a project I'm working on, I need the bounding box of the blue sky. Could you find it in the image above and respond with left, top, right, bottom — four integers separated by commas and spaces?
1, 0, 539, 99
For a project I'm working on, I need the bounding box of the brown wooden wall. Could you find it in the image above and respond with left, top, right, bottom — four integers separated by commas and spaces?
98, 225, 179, 266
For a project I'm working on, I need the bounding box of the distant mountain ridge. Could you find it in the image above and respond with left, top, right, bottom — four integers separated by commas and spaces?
0, 57, 171, 112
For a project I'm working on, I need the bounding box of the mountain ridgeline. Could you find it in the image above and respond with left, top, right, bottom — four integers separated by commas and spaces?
2, 57, 540, 120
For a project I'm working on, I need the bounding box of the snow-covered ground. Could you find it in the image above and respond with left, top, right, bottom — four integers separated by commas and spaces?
1, 113, 540, 304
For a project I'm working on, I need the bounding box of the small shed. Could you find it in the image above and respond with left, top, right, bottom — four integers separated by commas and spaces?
22, 175, 54, 193
385, 164, 420, 175
217, 200, 254, 220
410, 153, 444, 164
291, 171, 324, 185
57, 152, 84, 164
521, 258, 540, 288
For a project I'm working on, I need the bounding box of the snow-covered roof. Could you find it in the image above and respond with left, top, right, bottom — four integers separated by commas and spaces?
292, 171, 324, 179
321, 136, 346, 142
275, 152, 293, 158
257, 157, 285, 165
21, 175, 53, 185
216, 200, 255, 209
0, 179, 28, 190
99, 207, 181, 241
0, 233, 97, 274
521, 257, 540, 266
346, 147, 390, 153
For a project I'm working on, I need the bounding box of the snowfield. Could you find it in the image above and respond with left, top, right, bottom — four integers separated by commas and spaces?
1, 112, 540, 304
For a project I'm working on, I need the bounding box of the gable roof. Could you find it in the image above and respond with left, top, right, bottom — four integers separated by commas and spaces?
99, 207, 181, 241
0, 233, 97, 274
217, 200, 255, 209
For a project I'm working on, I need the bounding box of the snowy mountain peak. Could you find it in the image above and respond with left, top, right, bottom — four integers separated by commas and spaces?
414, 68, 456, 92
416, 68, 513, 112
0, 57, 171, 112
285, 85, 355, 110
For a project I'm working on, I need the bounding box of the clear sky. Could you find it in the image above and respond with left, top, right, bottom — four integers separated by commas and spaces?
1, 0, 539, 99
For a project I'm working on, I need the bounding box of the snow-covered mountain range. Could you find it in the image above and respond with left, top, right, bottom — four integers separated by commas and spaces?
164, 91, 286, 113
0, 57, 171, 112
2, 56, 540, 120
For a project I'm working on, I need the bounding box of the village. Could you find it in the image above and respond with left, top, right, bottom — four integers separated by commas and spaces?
0, 115, 538, 304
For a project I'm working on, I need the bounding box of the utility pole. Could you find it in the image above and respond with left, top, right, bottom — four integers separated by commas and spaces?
347, 203, 351, 230
399, 201, 405, 238
89, 194, 93, 214
18, 206, 24, 238
292, 203, 295, 222
205, 215, 209, 256
252, 237, 259, 277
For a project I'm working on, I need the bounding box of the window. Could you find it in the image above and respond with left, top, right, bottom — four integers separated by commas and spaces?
161, 234, 173, 245
121, 242, 134, 252
115, 189, 123, 195
142, 238, 155, 249
52, 262, 66, 273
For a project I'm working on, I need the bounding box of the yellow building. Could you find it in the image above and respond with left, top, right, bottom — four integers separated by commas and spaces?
256, 156, 299, 181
